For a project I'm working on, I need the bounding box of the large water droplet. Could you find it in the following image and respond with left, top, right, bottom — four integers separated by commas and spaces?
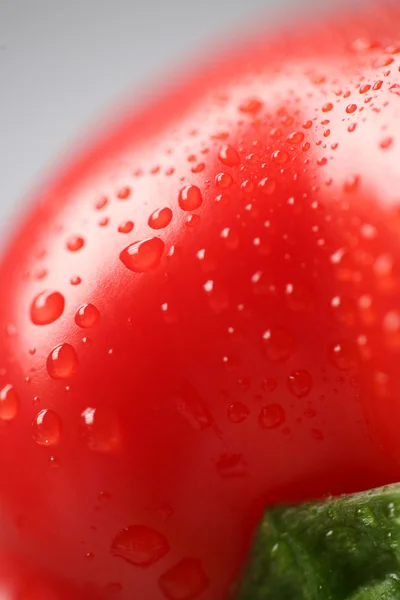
259, 404, 286, 429
287, 370, 313, 398
75, 304, 100, 328
0, 384, 18, 420
148, 207, 173, 230
30, 290, 65, 325
178, 185, 203, 211
227, 402, 249, 423
47, 343, 78, 379
81, 406, 121, 452
120, 237, 164, 272
262, 328, 295, 362
32, 409, 61, 445
218, 144, 240, 167
111, 525, 169, 566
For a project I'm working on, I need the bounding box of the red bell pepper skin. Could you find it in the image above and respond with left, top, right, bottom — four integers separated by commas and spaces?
2, 3, 400, 599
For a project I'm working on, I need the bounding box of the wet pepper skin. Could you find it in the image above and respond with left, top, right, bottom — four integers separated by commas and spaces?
2, 3, 400, 600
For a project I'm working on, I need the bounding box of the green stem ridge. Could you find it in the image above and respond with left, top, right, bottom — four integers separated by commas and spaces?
237, 484, 400, 600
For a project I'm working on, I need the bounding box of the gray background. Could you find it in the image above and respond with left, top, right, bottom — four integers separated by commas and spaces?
1, 0, 347, 233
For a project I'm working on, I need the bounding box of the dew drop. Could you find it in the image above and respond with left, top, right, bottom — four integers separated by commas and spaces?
118, 221, 134, 234
81, 406, 121, 452
46, 343, 78, 380
32, 409, 61, 446
287, 370, 313, 398
346, 104, 357, 114
178, 185, 203, 211
227, 402, 249, 423
66, 235, 84, 252
218, 144, 240, 167
75, 304, 100, 328
0, 384, 18, 420
111, 525, 169, 566
148, 207, 173, 230
30, 290, 65, 325
262, 328, 295, 362
120, 237, 164, 272
70, 276, 82, 286
322, 103, 333, 113
259, 404, 286, 429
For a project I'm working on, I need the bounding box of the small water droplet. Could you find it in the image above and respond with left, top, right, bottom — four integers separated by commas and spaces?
75, 304, 100, 328
32, 409, 61, 445
120, 237, 164, 272
258, 177, 276, 195
218, 144, 240, 167
287, 370, 313, 398
215, 172, 233, 189
220, 227, 239, 250
0, 384, 18, 420
259, 404, 286, 429
262, 378, 277, 393
216, 453, 247, 477
238, 97, 263, 114
287, 131, 305, 144
178, 185, 203, 211
99, 216, 109, 227
81, 406, 121, 452
175, 384, 214, 431
196, 249, 217, 272
380, 137, 393, 150
85, 552, 95, 561
67, 235, 85, 252
148, 207, 173, 230
322, 103, 333, 113
203, 280, 229, 313
271, 150, 288, 164
116, 186, 131, 200
329, 341, 357, 370
118, 221, 134, 234
227, 402, 249, 423
262, 328, 295, 362
47, 343, 78, 380
105, 583, 122, 594
95, 196, 108, 210
346, 103, 357, 114
30, 290, 65, 326
70, 276, 82, 285
111, 525, 169, 566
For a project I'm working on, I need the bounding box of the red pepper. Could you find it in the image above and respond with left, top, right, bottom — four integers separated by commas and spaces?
1, 3, 400, 599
